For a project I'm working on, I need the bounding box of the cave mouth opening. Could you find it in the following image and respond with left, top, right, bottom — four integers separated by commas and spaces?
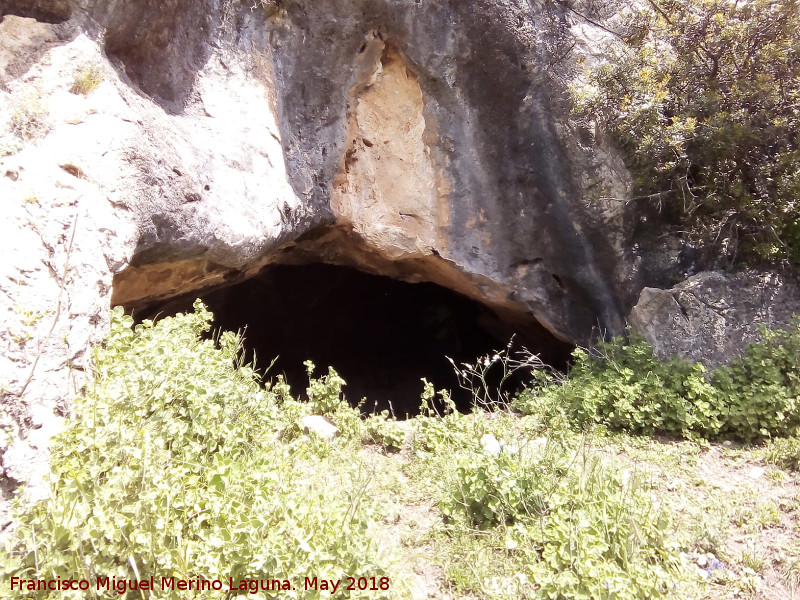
134, 263, 575, 417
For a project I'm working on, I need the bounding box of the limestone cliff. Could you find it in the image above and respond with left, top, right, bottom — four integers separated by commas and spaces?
0, 0, 671, 498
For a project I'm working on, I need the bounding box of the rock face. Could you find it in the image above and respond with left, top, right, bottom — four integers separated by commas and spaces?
630, 271, 800, 367
0, 0, 675, 498
265, 0, 637, 340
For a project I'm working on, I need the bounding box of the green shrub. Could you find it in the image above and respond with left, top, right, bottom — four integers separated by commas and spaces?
516, 320, 800, 441
444, 447, 555, 529
573, 0, 800, 263
713, 320, 800, 439
303, 360, 347, 414
364, 412, 406, 452
439, 438, 690, 599
1, 302, 392, 599
302, 360, 363, 439
517, 336, 725, 438
762, 435, 800, 472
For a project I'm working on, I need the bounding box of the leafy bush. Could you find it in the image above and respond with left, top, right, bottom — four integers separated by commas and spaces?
302, 360, 363, 439
573, 0, 800, 263
444, 447, 553, 529
304, 360, 346, 415
364, 412, 406, 452
516, 320, 800, 441
1, 302, 392, 599
428, 426, 690, 598
762, 435, 800, 472
517, 336, 725, 438
713, 320, 800, 439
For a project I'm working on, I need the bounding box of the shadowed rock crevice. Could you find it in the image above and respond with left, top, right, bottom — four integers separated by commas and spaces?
133, 263, 574, 415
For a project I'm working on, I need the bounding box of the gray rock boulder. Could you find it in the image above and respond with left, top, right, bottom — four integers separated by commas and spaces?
630, 271, 800, 367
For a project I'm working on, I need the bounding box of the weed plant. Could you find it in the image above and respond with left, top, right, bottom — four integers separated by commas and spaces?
10, 95, 48, 140
70, 64, 103, 96
516, 319, 800, 441
4, 301, 800, 600
1, 301, 394, 599
407, 406, 695, 599
762, 436, 800, 472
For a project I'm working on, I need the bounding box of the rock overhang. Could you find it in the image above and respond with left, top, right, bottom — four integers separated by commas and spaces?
1, 0, 664, 497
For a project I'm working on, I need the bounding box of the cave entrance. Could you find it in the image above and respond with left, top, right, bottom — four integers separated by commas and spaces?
136, 263, 574, 416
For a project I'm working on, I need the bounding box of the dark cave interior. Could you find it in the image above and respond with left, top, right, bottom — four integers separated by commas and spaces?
132, 263, 574, 416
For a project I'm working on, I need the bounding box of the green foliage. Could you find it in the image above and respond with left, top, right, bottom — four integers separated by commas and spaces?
444, 446, 554, 530
447, 450, 687, 599
364, 412, 406, 452
573, 0, 800, 263
302, 360, 362, 439
6, 297, 797, 600
1, 302, 392, 599
516, 319, 800, 441
409, 409, 691, 599
418, 377, 456, 417
762, 435, 800, 471
70, 63, 103, 96
304, 360, 346, 415
517, 336, 725, 438
713, 320, 800, 439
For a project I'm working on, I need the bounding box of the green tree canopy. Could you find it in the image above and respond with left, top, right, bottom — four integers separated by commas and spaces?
573, 0, 800, 264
